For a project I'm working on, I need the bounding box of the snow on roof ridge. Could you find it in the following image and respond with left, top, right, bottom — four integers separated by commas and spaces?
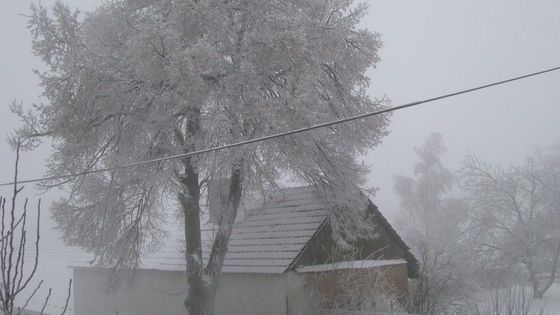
295, 259, 407, 273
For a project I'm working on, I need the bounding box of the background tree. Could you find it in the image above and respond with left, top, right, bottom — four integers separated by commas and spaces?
461, 150, 560, 299
20, 1, 390, 314
394, 133, 471, 314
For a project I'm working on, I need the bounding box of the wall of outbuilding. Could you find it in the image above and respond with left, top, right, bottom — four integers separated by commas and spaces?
73, 268, 316, 315
74, 268, 188, 315
299, 263, 409, 308
73, 265, 409, 315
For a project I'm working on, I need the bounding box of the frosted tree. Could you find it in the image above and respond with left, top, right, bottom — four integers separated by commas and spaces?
461, 149, 560, 299
19, 0, 390, 314
394, 133, 471, 314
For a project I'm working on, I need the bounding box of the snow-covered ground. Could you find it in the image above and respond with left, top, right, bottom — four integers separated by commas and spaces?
475, 282, 560, 315
530, 283, 560, 314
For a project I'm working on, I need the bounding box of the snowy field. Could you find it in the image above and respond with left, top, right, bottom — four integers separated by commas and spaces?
475, 282, 560, 315
530, 283, 560, 314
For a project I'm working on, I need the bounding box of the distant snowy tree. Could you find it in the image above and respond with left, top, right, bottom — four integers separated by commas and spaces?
394, 133, 471, 314
19, 0, 389, 314
461, 149, 560, 299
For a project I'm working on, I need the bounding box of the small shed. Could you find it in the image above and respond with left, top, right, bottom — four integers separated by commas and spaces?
72, 186, 417, 315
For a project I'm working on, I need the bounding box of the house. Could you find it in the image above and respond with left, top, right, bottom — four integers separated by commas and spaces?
72, 186, 418, 315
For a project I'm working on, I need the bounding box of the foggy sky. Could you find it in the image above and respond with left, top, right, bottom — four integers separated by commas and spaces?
1, 0, 559, 312
364, 0, 560, 216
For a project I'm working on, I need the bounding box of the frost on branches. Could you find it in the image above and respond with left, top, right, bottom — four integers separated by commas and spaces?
20, 0, 389, 314
461, 149, 560, 299
394, 133, 472, 314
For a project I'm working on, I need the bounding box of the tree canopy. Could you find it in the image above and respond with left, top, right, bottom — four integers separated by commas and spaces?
462, 149, 560, 298
394, 133, 472, 314
21, 0, 389, 313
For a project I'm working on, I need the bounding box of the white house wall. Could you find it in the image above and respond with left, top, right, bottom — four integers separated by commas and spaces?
73, 268, 313, 315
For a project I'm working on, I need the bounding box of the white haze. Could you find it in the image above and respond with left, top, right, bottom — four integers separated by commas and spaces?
1, 0, 559, 313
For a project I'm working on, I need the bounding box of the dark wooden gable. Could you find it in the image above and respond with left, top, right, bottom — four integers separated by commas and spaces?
290, 199, 418, 278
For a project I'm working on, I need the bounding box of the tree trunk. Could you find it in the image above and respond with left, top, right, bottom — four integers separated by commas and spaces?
180, 156, 244, 315
532, 241, 560, 299
177, 106, 213, 315
179, 155, 206, 314
182, 1, 249, 312
527, 257, 542, 300
532, 278, 543, 299
204, 159, 245, 308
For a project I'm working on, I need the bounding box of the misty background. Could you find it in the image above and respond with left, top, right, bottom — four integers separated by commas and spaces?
1, 0, 559, 313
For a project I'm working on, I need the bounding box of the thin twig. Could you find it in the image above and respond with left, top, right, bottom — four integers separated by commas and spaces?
60, 279, 72, 315
40, 288, 51, 315
20, 280, 43, 312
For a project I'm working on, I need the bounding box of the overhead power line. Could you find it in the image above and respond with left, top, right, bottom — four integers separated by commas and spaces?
1, 65, 559, 188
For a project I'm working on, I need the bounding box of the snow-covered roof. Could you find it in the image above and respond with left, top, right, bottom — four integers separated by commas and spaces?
295, 259, 407, 273
217, 186, 328, 273
73, 186, 329, 274
71, 186, 417, 275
